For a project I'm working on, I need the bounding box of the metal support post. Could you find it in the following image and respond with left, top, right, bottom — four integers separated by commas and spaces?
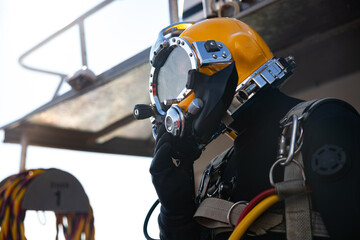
79, 20, 88, 68
168, 0, 179, 24
20, 132, 28, 172
202, 0, 211, 19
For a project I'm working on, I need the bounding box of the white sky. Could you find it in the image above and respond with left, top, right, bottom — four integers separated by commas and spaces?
0, 0, 170, 239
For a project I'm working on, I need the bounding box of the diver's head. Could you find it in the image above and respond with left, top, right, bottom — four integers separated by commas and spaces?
134, 18, 296, 145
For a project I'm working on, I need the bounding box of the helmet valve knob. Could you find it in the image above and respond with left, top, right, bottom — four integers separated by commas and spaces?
188, 98, 204, 115
133, 104, 155, 120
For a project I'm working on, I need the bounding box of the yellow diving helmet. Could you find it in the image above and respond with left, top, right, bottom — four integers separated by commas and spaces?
134, 18, 296, 146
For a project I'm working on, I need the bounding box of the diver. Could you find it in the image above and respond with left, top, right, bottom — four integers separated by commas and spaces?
134, 18, 360, 239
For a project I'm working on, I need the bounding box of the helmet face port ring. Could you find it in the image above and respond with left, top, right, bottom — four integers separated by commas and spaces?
150, 35, 232, 116
149, 36, 197, 115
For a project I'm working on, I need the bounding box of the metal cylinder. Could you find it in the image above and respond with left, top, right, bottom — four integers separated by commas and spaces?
168, 0, 179, 24
201, 0, 211, 19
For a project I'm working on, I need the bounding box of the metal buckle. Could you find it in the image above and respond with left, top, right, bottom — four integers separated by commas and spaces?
197, 165, 213, 204
196, 150, 232, 204
227, 201, 248, 228
278, 114, 305, 166
269, 158, 306, 187
269, 113, 306, 186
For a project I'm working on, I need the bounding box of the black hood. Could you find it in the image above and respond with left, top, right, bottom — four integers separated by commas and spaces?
186, 62, 238, 143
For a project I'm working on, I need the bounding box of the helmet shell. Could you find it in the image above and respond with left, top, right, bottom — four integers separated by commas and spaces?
180, 18, 274, 85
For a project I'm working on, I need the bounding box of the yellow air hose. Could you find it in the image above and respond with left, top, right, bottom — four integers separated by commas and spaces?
228, 194, 280, 240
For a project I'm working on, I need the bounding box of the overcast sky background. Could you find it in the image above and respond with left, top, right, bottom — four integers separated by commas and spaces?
0, 0, 170, 238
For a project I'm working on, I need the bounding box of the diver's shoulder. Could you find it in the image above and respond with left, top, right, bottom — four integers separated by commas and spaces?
304, 98, 359, 127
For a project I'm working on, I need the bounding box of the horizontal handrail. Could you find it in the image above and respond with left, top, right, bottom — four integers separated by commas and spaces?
18, 0, 115, 98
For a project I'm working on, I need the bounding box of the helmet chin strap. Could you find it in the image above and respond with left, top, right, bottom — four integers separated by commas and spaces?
222, 57, 296, 130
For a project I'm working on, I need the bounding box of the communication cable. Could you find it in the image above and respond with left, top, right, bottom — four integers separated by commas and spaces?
143, 199, 160, 240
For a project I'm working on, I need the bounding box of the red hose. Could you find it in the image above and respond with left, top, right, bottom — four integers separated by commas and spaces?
235, 188, 276, 226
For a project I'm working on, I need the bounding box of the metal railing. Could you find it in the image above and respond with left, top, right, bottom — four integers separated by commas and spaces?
18, 0, 115, 99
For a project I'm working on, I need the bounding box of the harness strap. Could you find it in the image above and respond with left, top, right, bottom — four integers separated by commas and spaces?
276, 98, 350, 239
270, 211, 330, 238
194, 195, 329, 237
194, 98, 356, 238
193, 197, 283, 236
278, 99, 319, 240
284, 97, 359, 122
194, 198, 246, 229
281, 153, 313, 240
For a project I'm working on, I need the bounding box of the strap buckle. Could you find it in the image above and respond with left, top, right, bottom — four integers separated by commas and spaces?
269, 158, 306, 187
227, 201, 248, 228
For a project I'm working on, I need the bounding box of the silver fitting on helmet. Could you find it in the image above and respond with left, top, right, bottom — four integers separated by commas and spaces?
188, 98, 203, 115
165, 105, 185, 137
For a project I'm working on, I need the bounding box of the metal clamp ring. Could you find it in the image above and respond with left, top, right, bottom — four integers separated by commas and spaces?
227, 201, 247, 228
269, 158, 306, 187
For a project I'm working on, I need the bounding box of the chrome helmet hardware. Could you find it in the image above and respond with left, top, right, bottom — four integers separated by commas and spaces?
148, 22, 233, 137
149, 35, 198, 116
222, 57, 296, 129
134, 21, 296, 142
